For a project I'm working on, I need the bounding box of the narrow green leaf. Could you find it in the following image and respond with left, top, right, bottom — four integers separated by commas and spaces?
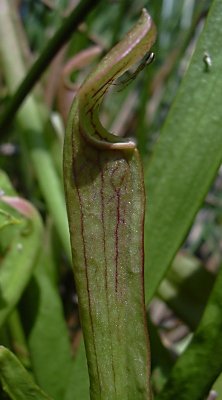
144, 0, 222, 302
64, 9, 156, 400
64, 339, 90, 400
0, 196, 43, 328
0, 346, 52, 400
156, 262, 222, 400
21, 250, 73, 400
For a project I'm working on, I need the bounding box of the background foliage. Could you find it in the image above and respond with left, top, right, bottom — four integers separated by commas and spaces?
0, 0, 222, 399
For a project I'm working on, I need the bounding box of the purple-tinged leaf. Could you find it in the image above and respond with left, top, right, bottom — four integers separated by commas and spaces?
64, 9, 156, 399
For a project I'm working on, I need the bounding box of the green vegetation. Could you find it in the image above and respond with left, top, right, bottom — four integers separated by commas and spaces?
0, 0, 222, 399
